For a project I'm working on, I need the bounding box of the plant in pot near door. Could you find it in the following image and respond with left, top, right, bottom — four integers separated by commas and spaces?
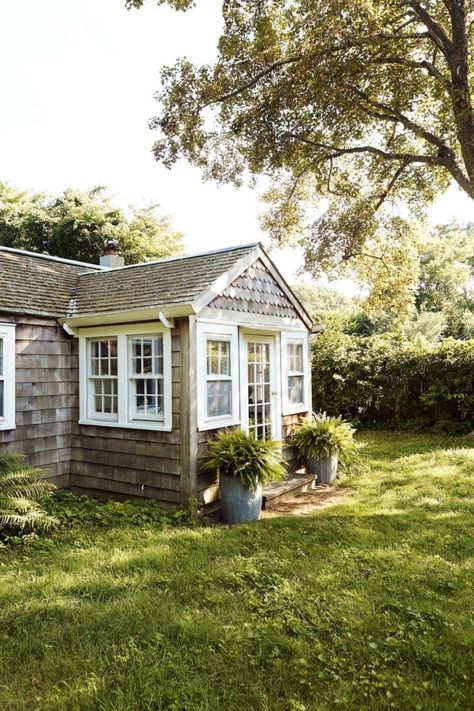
205, 429, 285, 524
292, 412, 359, 484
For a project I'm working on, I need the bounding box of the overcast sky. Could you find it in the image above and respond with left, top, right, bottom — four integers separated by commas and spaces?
1, 0, 473, 285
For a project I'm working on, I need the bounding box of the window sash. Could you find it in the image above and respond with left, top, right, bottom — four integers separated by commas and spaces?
128, 335, 165, 421
281, 333, 309, 415
205, 337, 233, 419
88, 339, 118, 421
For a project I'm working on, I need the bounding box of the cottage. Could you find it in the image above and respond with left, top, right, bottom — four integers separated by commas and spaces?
0, 242, 312, 509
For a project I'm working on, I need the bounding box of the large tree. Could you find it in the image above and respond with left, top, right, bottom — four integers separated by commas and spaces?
0, 184, 184, 264
128, 0, 474, 274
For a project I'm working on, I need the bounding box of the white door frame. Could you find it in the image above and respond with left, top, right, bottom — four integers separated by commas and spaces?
239, 331, 282, 441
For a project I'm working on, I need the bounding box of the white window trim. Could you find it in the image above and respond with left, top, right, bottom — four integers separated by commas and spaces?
0, 323, 16, 431
197, 321, 240, 431
78, 322, 172, 431
281, 331, 310, 416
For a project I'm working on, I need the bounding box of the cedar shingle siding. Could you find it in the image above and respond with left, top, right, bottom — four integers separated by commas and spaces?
0, 314, 76, 486
208, 258, 301, 319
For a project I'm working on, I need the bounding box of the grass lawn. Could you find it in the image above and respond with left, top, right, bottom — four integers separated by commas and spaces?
0, 431, 473, 710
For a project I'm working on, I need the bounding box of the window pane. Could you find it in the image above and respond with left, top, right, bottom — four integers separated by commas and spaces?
206, 339, 231, 376
207, 380, 232, 418
288, 375, 304, 404
90, 339, 117, 377
93, 379, 117, 415
0, 381, 3, 418
130, 336, 163, 376
288, 342, 303, 373
0, 338, 3, 377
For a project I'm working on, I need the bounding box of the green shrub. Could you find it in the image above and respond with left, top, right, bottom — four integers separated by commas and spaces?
292, 412, 360, 472
0, 452, 58, 535
204, 429, 286, 492
311, 332, 474, 430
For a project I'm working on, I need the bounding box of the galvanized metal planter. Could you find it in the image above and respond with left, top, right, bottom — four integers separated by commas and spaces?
219, 474, 263, 524
306, 455, 338, 485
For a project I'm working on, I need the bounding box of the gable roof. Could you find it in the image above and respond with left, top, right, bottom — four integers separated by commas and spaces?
0, 248, 102, 318
0, 243, 312, 329
72, 244, 258, 317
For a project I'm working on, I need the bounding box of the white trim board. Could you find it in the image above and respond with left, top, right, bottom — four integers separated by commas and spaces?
0, 322, 16, 431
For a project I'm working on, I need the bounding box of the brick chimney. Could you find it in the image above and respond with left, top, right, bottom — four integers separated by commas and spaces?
100, 239, 125, 268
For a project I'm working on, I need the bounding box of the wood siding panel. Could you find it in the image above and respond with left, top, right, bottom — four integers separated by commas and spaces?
69, 322, 184, 506
0, 314, 76, 483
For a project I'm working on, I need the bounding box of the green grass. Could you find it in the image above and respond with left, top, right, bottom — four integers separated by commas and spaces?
0, 431, 473, 710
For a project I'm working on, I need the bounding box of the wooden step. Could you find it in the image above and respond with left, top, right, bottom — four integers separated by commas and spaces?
263, 470, 316, 509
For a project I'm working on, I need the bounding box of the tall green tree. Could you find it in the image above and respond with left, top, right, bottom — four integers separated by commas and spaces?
128, 0, 474, 274
0, 184, 184, 264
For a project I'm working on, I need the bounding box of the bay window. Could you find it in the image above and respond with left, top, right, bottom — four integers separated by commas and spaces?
79, 324, 171, 430
0, 323, 15, 431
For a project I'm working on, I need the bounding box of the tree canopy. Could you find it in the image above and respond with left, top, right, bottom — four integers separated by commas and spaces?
128, 0, 474, 274
0, 184, 184, 264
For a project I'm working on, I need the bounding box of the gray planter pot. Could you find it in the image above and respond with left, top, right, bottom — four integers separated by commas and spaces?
306, 454, 338, 484
219, 474, 263, 524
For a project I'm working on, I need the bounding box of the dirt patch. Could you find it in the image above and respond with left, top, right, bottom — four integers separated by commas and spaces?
261, 485, 352, 518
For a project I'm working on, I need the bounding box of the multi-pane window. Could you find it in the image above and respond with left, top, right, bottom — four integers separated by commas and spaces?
0, 324, 15, 431
129, 336, 164, 420
287, 342, 304, 405
206, 339, 232, 418
197, 323, 238, 429
89, 339, 118, 418
80, 325, 171, 431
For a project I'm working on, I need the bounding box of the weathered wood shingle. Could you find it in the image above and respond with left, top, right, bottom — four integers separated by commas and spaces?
208, 259, 300, 319
0, 249, 101, 318
72, 245, 257, 316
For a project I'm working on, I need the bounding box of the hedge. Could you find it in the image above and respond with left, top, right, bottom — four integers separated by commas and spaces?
312, 332, 474, 432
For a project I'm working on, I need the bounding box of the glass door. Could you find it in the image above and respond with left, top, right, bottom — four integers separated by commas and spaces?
242, 335, 280, 441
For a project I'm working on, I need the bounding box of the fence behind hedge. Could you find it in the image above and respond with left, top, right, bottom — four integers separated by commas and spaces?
311, 332, 474, 432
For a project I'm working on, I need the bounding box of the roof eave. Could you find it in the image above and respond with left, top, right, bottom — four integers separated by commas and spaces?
60, 303, 194, 328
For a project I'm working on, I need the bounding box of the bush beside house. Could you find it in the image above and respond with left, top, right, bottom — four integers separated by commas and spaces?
312, 332, 474, 432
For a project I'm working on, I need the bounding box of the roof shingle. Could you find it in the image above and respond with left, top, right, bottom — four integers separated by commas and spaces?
0, 244, 258, 319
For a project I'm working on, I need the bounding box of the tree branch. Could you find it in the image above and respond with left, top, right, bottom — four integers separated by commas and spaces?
289, 133, 437, 165
402, 0, 453, 56
374, 162, 409, 211
373, 55, 451, 89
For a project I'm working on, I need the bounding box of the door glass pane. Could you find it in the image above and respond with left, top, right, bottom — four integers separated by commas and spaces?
247, 341, 271, 440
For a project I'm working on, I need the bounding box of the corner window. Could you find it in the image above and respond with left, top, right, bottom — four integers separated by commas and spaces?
79, 324, 172, 431
197, 322, 239, 430
0, 323, 16, 431
282, 332, 309, 415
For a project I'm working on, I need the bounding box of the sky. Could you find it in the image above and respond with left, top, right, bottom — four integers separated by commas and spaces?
1, 0, 474, 288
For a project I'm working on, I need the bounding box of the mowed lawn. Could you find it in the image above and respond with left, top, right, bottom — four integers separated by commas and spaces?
0, 433, 473, 711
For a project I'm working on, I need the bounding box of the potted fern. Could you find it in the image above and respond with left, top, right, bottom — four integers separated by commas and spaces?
292, 412, 359, 484
204, 429, 285, 524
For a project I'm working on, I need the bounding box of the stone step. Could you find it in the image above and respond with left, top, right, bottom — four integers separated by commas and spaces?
263, 470, 316, 509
